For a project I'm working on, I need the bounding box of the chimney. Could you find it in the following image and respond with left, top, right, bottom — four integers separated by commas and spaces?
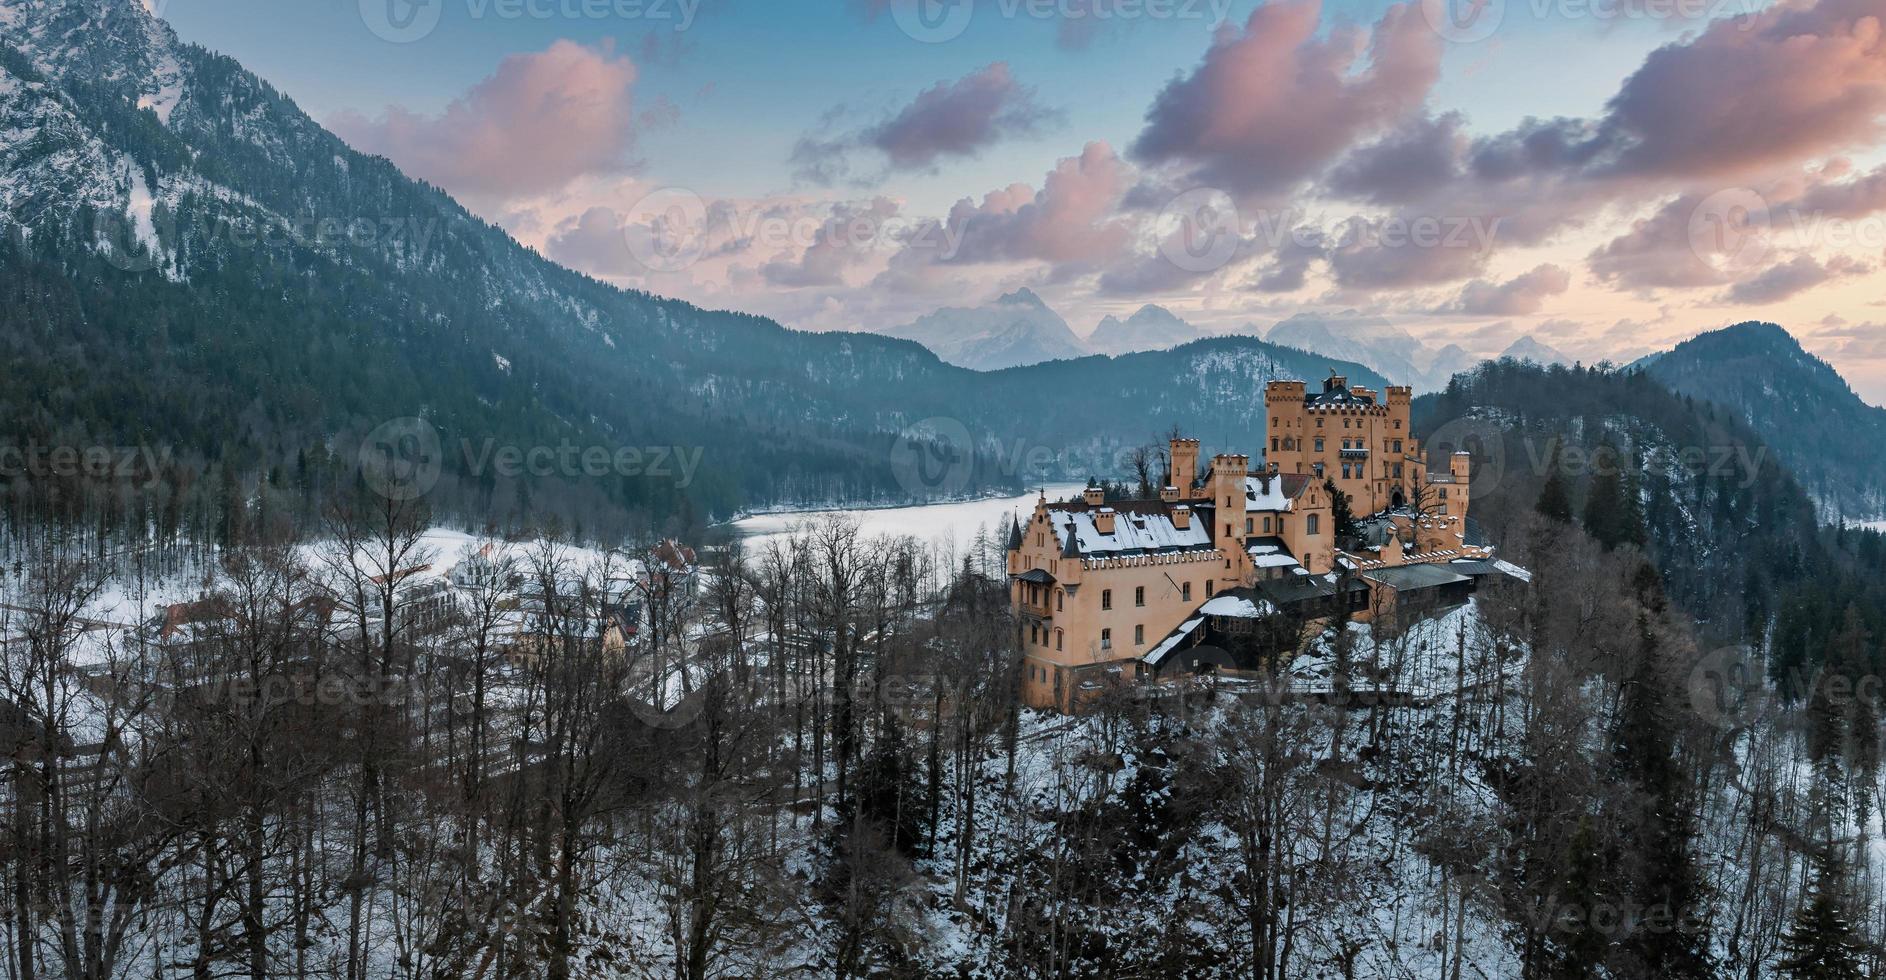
1167, 437, 1200, 495
1095, 508, 1116, 535
1171, 505, 1191, 530
1082, 481, 1105, 506
1160, 485, 1180, 502
1451, 451, 1472, 481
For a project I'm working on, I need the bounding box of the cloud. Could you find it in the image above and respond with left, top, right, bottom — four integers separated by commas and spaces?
1327, 112, 1470, 206
898, 142, 1130, 272
330, 42, 639, 202
760, 197, 902, 288
1595, 0, 1886, 181
1445, 264, 1572, 315
1722, 253, 1870, 305
863, 63, 1059, 170
1129, 0, 1441, 201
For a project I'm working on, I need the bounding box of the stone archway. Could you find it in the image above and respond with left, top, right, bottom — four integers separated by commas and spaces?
1391, 487, 1406, 510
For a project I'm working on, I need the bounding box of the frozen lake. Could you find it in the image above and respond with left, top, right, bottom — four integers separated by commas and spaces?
730, 483, 1085, 559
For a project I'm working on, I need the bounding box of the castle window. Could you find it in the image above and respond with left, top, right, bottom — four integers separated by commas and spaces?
1245, 518, 1254, 534
1102, 589, 1112, 610
1205, 581, 1215, 597
1395, 420, 1402, 429
1135, 586, 1145, 607
1056, 590, 1064, 611
1264, 516, 1273, 532
1315, 438, 1325, 452
1439, 488, 1449, 500
1101, 629, 1112, 651
1394, 463, 1404, 478
1317, 419, 1325, 428
1135, 625, 1145, 645
1182, 582, 1192, 601
1030, 624, 1039, 644
1307, 514, 1321, 535
1055, 629, 1064, 651
1272, 438, 1279, 452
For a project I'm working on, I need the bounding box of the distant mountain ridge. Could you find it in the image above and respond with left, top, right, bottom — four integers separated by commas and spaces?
878, 288, 1088, 371
0, 0, 1391, 531
1633, 321, 1886, 520
1087, 305, 1204, 356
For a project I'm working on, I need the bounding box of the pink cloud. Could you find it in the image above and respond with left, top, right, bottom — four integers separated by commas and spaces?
1445, 263, 1572, 315
1722, 253, 1870, 305
330, 41, 639, 201
911, 142, 1130, 269
1130, 0, 1441, 201
864, 63, 1059, 170
1597, 0, 1886, 181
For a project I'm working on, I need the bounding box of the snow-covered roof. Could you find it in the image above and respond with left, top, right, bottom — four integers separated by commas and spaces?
1048, 506, 1212, 557
1142, 616, 1206, 668
1199, 593, 1277, 619
1244, 474, 1311, 512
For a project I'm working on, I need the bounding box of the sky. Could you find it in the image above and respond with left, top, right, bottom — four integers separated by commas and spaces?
148, 0, 1886, 404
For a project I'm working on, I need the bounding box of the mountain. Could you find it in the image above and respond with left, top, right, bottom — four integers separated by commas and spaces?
877, 288, 1087, 370
0, 0, 1398, 534
1086, 304, 1203, 356
1265, 311, 1443, 390
1634, 322, 1886, 519
1413, 359, 1824, 644
1422, 343, 1479, 383
1498, 335, 1570, 366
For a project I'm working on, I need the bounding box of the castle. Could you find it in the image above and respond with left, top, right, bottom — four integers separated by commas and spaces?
1006, 372, 1493, 711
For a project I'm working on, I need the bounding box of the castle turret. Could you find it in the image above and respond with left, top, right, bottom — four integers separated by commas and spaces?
1082, 480, 1105, 506
1207, 454, 1249, 540
1167, 438, 1200, 495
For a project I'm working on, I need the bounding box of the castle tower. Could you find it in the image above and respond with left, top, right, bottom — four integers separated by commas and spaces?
1168, 438, 1200, 496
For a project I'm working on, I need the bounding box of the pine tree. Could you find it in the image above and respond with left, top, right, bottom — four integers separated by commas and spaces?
1778, 850, 1868, 979
1610, 614, 1713, 977
1535, 438, 1574, 523
1324, 479, 1359, 541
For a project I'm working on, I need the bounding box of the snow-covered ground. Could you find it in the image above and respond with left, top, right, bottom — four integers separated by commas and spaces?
731, 482, 1083, 558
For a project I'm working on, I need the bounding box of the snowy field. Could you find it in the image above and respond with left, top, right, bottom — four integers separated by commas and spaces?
731, 482, 1083, 557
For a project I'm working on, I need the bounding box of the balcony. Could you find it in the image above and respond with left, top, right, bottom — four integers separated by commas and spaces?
1339, 447, 1370, 459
